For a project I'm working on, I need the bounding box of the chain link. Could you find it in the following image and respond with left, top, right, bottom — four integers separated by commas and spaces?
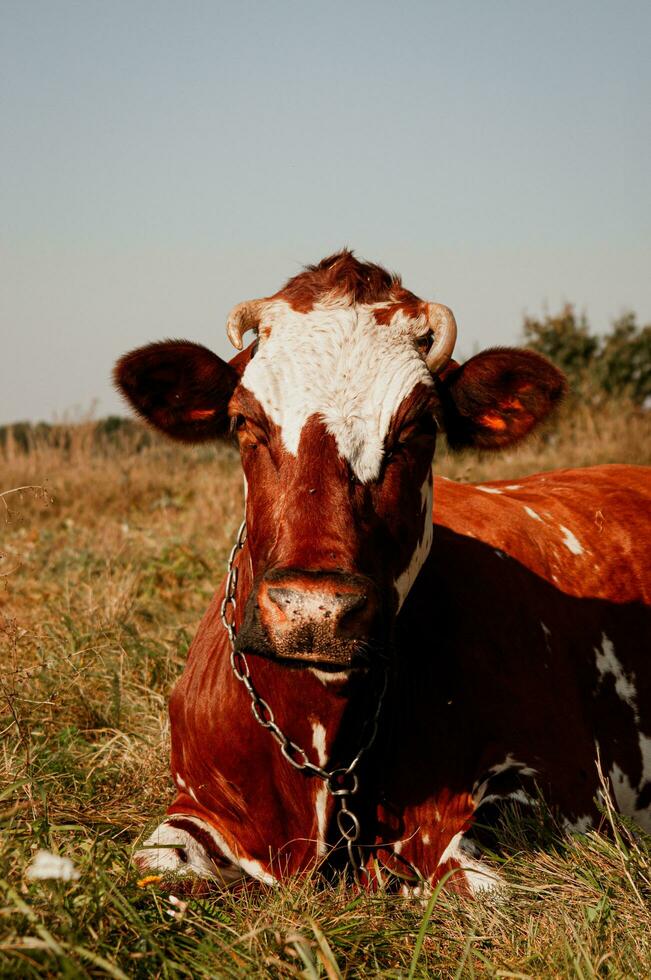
219, 517, 387, 883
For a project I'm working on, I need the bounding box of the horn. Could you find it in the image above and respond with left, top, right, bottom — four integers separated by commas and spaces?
226, 299, 265, 350
425, 303, 458, 374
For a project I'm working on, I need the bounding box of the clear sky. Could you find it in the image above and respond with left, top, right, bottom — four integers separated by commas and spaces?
2, 0, 650, 423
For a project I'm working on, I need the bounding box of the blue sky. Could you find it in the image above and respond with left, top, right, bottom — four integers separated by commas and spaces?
2, 0, 650, 423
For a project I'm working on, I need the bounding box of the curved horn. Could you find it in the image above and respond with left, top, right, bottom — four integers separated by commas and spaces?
226, 299, 265, 350
425, 303, 458, 374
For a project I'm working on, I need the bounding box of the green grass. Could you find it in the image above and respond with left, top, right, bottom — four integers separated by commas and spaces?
2, 802, 650, 977
1, 405, 651, 977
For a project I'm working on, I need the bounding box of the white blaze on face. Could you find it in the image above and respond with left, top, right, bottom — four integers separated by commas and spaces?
241, 299, 433, 484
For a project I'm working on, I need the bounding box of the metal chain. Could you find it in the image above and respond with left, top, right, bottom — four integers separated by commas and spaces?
219, 518, 387, 883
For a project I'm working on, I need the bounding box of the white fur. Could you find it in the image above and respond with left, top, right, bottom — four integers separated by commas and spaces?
593, 640, 651, 831
524, 506, 543, 522
563, 814, 594, 833
559, 524, 584, 555
311, 722, 328, 767
241, 299, 433, 484
135, 816, 275, 885
606, 759, 651, 832
135, 817, 236, 880
312, 723, 329, 857
437, 832, 502, 894
394, 475, 434, 609
594, 633, 636, 710
472, 754, 538, 807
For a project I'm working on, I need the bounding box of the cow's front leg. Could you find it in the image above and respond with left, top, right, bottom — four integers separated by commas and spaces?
434, 831, 503, 895
134, 815, 245, 886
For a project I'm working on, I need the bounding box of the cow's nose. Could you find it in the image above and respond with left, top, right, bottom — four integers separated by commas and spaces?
267, 585, 367, 632
258, 570, 378, 638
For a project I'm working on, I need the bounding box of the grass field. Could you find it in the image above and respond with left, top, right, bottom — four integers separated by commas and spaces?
1, 399, 651, 978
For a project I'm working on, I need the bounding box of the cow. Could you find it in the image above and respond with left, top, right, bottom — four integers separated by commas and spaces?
115, 251, 651, 895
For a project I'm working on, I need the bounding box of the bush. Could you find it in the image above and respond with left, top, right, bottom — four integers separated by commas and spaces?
523, 306, 651, 405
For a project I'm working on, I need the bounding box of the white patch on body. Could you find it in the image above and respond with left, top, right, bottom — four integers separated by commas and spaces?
311, 722, 328, 767
594, 633, 636, 710
505, 484, 523, 490
559, 524, 584, 555
607, 762, 651, 832
135, 816, 275, 885
524, 506, 543, 522
237, 855, 277, 884
593, 637, 651, 831
437, 832, 502, 894
394, 476, 433, 609
563, 814, 594, 833
472, 754, 538, 807
475, 485, 503, 495
241, 299, 433, 483
135, 818, 231, 879
639, 731, 651, 794
312, 722, 329, 856
175, 772, 187, 791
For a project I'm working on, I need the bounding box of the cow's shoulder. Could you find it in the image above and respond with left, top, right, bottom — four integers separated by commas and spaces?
430, 465, 651, 603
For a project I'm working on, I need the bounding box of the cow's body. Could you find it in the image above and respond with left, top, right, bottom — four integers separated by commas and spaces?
144, 464, 651, 893
115, 251, 651, 895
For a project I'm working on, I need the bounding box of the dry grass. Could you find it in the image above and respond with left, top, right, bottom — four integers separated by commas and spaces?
1, 400, 650, 977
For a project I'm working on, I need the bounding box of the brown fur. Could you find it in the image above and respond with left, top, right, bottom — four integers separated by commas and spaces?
272, 250, 423, 314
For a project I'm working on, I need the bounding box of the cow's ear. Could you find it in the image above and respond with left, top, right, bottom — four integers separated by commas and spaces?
435, 348, 566, 450
114, 340, 239, 442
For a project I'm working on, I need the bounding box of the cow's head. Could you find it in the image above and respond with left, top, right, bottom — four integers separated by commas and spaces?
115, 252, 565, 670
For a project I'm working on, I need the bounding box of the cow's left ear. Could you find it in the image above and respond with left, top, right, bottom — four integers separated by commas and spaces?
435, 348, 567, 450
114, 340, 239, 442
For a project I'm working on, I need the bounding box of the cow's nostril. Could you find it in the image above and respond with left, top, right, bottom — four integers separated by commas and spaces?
337, 592, 367, 616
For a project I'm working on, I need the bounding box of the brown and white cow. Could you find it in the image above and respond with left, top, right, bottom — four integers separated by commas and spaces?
115, 251, 651, 895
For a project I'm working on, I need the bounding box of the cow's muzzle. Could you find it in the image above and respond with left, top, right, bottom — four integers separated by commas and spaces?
235, 568, 383, 668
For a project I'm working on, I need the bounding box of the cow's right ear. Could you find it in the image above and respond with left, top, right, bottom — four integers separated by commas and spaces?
114, 340, 239, 442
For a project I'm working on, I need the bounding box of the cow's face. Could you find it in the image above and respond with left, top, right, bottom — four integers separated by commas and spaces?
115, 252, 565, 670
229, 299, 441, 667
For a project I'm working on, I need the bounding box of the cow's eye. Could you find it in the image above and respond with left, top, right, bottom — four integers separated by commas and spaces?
231, 414, 268, 448
230, 414, 248, 439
